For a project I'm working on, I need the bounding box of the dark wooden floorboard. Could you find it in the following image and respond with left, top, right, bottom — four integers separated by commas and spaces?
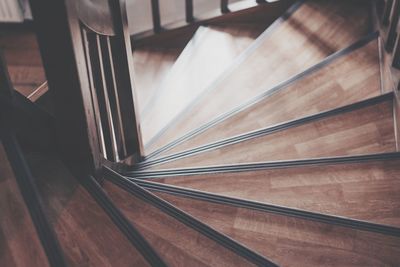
0, 142, 50, 267
25, 153, 150, 267
103, 180, 256, 267
0, 30, 46, 97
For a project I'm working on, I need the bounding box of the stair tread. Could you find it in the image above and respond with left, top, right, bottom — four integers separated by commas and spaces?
0, 142, 50, 267
152, 99, 395, 169
25, 154, 150, 267
0, 31, 46, 97
141, 24, 265, 150
133, 46, 181, 112
146, 0, 374, 155
153, 191, 400, 267
150, 159, 400, 227
159, 36, 382, 158
102, 180, 257, 267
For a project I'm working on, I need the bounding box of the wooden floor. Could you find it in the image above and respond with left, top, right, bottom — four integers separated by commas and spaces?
140, 24, 267, 150
0, 29, 46, 97
25, 153, 150, 267
155, 192, 400, 267
146, 0, 374, 155
0, 142, 50, 267
153, 100, 396, 169
102, 180, 255, 267
133, 46, 181, 112
151, 159, 400, 227
161, 37, 382, 157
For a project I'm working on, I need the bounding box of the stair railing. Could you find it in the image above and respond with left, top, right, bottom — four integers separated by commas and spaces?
381, 0, 400, 150
29, 0, 144, 172
383, 0, 400, 68
135, 0, 287, 40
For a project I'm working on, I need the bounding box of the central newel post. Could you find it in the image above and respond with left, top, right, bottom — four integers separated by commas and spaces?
29, 0, 144, 173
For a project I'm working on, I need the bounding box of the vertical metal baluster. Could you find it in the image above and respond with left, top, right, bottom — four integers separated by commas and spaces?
383, 0, 394, 26
87, 33, 115, 161
385, 0, 400, 52
392, 35, 400, 69
221, 0, 229, 13
151, 0, 161, 33
82, 28, 108, 159
96, 35, 119, 161
101, 36, 128, 159
185, 0, 194, 23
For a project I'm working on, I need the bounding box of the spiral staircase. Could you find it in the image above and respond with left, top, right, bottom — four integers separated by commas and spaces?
1, 0, 400, 266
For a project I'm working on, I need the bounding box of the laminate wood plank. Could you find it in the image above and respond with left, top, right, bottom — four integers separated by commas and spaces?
25, 154, 150, 267
147, 0, 373, 155
140, 24, 267, 150
0, 31, 39, 49
162, 38, 382, 157
3, 48, 44, 66
153, 100, 396, 169
133, 46, 181, 112
0, 142, 50, 267
151, 159, 400, 227
7, 66, 46, 85
102, 180, 255, 267
155, 192, 400, 267
0, 30, 46, 97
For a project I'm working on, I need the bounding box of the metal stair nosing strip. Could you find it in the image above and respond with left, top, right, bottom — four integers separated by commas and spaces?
0, 129, 67, 267
134, 90, 393, 170
126, 152, 400, 179
142, 29, 380, 162
142, 0, 306, 153
109, 167, 400, 238
81, 175, 168, 267
102, 166, 279, 267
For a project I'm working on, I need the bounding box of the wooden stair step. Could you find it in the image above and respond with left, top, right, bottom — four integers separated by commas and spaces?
0, 30, 46, 97
158, 34, 382, 158
146, 0, 375, 155
151, 97, 396, 170
102, 179, 261, 267
141, 24, 266, 152
0, 141, 50, 267
25, 154, 150, 267
133, 46, 181, 112
153, 191, 400, 267
150, 158, 400, 227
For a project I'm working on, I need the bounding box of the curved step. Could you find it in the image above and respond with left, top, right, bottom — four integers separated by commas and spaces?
0, 141, 51, 267
102, 173, 276, 266
145, 0, 375, 155
148, 94, 396, 170
152, 33, 382, 159
147, 157, 400, 228
133, 46, 181, 112
140, 24, 266, 150
0, 31, 46, 97
153, 190, 400, 266
25, 154, 152, 267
